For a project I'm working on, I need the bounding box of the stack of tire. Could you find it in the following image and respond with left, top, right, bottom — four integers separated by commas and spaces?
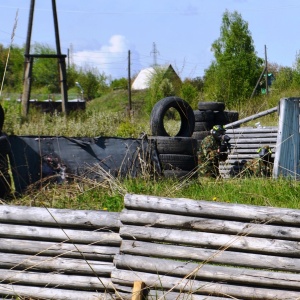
192, 102, 239, 147
149, 96, 198, 179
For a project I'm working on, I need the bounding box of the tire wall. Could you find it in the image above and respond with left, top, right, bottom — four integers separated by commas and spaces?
150, 136, 198, 179
192, 102, 239, 148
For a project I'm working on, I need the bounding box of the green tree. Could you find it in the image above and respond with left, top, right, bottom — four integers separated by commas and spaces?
31, 43, 60, 93
180, 80, 199, 108
0, 44, 24, 93
110, 77, 128, 90
204, 10, 263, 108
76, 67, 104, 100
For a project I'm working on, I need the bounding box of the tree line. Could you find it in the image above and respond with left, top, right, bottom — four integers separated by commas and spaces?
1, 10, 300, 108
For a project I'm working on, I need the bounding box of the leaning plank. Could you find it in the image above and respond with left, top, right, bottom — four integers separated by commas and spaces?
224, 107, 278, 127
120, 225, 300, 256
0, 223, 121, 245
0, 205, 120, 230
0, 253, 115, 276
111, 269, 300, 300
0, 284, 114, 300
120, 209, 300, 240
0, 238, 119, 260
0, 269, 113, 291
114, 254, 300, 290
124, 194, 300, 225
120, 240, 300, 272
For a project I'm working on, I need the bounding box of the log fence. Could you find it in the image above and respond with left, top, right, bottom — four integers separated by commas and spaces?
111, 193, 300, 300
0, 205, 121, 300
1, 194, 300, 299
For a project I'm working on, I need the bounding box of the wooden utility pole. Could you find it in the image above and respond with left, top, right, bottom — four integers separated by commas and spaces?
265, 45, 268, 95
22, 0, 68, 117
128, 50, 132, 112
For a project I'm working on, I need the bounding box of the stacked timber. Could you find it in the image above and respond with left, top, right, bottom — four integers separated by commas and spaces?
111, 193, 300, 299
0, 205, 121, 300
219, 126, 278, 178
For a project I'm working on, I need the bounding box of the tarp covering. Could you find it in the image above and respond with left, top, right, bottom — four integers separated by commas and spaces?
8, 135, 160, 194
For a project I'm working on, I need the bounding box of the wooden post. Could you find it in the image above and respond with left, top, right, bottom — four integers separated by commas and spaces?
128, 50, 132, 113
132, 281, 146, 300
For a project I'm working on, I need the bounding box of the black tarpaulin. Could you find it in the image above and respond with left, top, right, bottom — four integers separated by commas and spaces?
8, 135, 160, 193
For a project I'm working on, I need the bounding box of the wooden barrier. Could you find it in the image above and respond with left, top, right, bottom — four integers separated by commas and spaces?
112, 193, 300, 299
219, 126, 278, 177
0, 205, 121, 300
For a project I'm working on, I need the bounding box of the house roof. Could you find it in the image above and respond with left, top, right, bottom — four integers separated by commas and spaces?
131, 67, 156, 90
131, 64, 181, 90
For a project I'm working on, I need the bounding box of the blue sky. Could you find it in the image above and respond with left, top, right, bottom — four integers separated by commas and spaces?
0, 0, 300, 80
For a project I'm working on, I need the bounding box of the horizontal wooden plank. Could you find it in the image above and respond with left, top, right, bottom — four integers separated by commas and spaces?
0, 238, 119, 260
111, 269, 300, 300
0, 253, 115, 276
226, 127, 278, 134
228, 132, 277, 138
229, 144, 276, 149
0, 269, 113, 291
120, 210, 300, 240
120, 225, 300, 257
0, 205, 121, 230
120, 240, 300, 272
114, 254, 300, 290
124, 194, 300, 225
0, 284, 113, 300
226, 137, 277, 143
0, 223, 121, 245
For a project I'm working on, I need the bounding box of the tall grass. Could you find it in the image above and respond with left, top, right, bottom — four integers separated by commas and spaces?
1, 89, 299, 211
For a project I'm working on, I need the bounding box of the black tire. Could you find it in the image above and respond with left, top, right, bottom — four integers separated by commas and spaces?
194, 121, 213, 132
150, 97, 195, 137
193, 110, 214, 122
226, 111, 239, 122
159, 154, 197, 171
149, 136, 198, 155
192, 131, 210, 141
214, 110, 239, 125
163, 169, 198, 179
198, 102, 225, 112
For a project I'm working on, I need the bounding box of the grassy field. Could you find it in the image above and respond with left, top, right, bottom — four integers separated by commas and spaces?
1, 89, 300, 211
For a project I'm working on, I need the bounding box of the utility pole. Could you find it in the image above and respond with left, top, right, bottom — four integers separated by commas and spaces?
150, 42, 159, 67
22, 0, 68, 117
265, 45, 268, 95
128, 50, 132, 112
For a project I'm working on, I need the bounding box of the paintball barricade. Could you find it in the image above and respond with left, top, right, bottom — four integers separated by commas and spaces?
112, 193, 300, 299
219, 126, 278, 178
0, 205, 121, 300
1, 194, 300, 299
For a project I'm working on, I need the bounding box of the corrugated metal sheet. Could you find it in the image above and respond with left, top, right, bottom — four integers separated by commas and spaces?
273, 97, 300, 179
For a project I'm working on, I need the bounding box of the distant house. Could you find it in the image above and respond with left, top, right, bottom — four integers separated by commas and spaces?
131, 64, 182, 92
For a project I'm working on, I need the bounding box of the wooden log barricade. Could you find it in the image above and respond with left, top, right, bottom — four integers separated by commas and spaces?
0, 205, 121, 300
111, 193, 300, 299
219, 126, 278, 178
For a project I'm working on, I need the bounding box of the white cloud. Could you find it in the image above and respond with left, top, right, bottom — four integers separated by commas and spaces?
72, 35, 131, 78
